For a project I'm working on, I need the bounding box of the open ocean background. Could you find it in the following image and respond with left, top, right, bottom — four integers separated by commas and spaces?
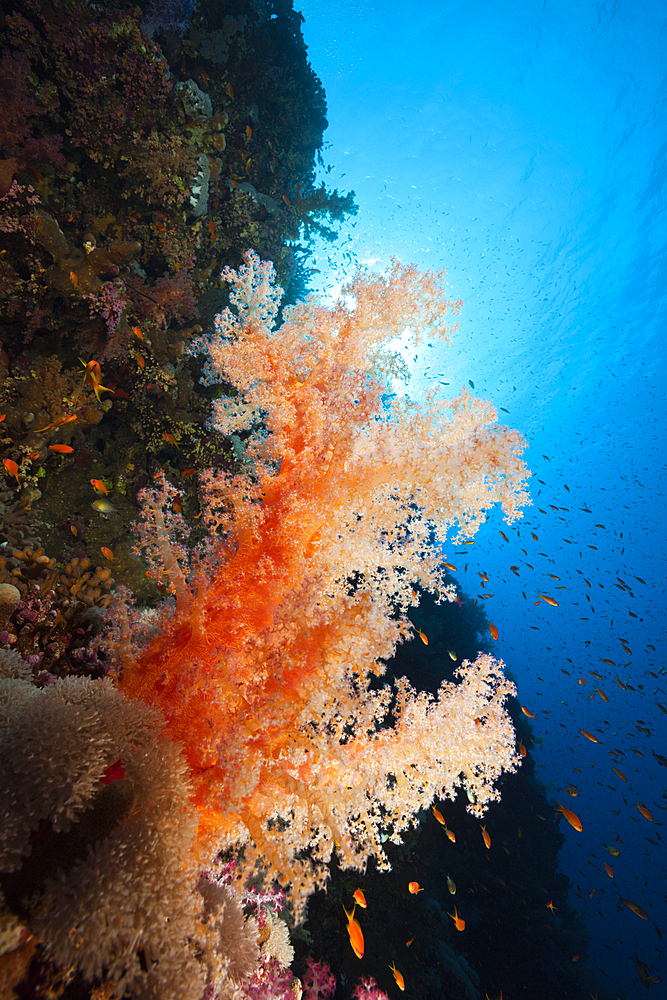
297, 1, 667, 994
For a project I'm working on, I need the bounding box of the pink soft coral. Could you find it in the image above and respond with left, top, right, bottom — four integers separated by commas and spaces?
351, 976, 389, 1000
301, 957, 335, 1000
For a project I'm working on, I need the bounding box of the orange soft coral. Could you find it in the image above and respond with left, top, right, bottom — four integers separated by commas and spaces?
120, 250, 530, 917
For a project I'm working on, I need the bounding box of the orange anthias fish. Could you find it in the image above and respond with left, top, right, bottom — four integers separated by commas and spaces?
432, 805, 446, 826
635, 802, 653, 822
481, 824, 491, 849
91, 478, 110, 495
555, 802, 583, 832
48, 444, 74, 454
81, 359, 113, 403
37, 413, 77, 433
352, 888, 367, 908
3, 458, 20, 486
521, 706, 537, 719
579, 729, 599, 743
343, 903, 364, 959
388, 962, 405, 991
100, 546, 114, 560
444, 824, 456, 843
538, 594, 559, 607
448, 906, 465, 931
619, 896, 648, 920
416, 628, 428, 645
489, 622, 499, 640
604, 863, 614, 878
408, 881, 423, 894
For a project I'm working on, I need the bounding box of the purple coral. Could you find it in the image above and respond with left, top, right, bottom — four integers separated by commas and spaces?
240, 956, 298, 1000
301, 957, 336, 1000
351, 977, 389, 1000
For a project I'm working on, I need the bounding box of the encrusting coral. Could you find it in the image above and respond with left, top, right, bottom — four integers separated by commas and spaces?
121, 251, 531, 921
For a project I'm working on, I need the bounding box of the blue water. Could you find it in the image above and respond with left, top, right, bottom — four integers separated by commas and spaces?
298, 0, 667, 994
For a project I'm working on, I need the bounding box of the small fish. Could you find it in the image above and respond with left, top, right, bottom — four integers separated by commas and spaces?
539, 594, 559, 606
246, 124, 252, 140
468, 379, 474, 389
604, 863, 614, 878
352, 888, 367, 908
90, 478, 110, 495
546, 900, 556, 912
37, 414, 77, 433
446, 875, 456, 895
489, 622, 499, 640
618, 896, 648, 920
3, 458, 20, 485
99, 759, 125, 785
616, 677, 627, 690
519, 741, 527, 757
70, 270, 78, 286
612, 768, 626, 782
579, 730, 599, 743
444, 824, 456, 843
131, 326, 144, 340
343, 903, 364, 959
565, 784, 578, 797
448, 905, 465, 931
136, 353, 145, 369
442, 561, 457, 571
499, 531, 509, 542
163, 433, 178, 445
481, 824, 491, 849
408, 881, 423, 894
101, 546, 114, 560
635, 802, 653, 822
388, 961, 405, 991
448, 649, 457, 661
226, 81, 234, 99
521, 706, 536, 719
92, 499, 118, 514
80, 359, 113, 402
432, 805, 446, 826
416, 628, 428, 645
555, 802, 582, 832
48, 444, 74, 454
